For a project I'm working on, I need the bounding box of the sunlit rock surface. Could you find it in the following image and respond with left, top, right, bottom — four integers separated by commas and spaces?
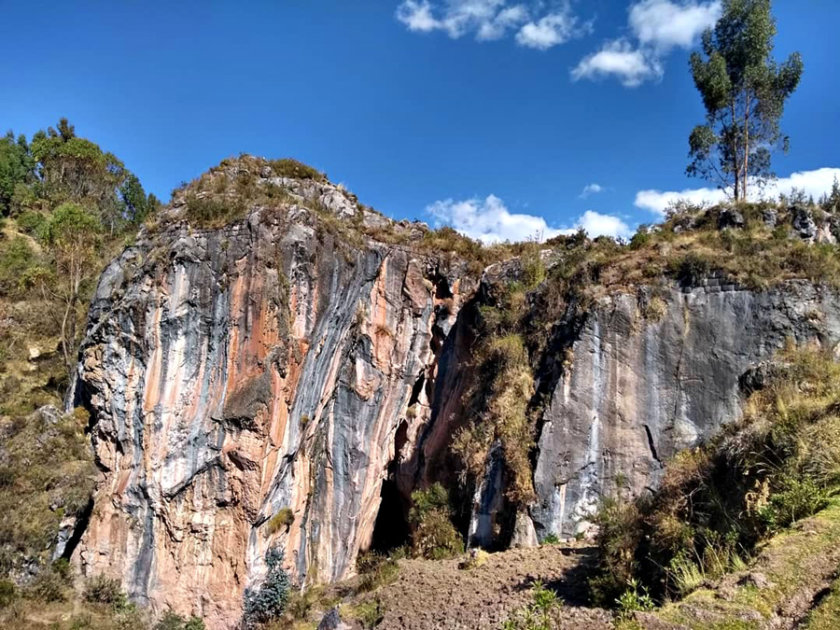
72, 177, 474, 627
69, 166, 840, 628
531, 280, 840, 539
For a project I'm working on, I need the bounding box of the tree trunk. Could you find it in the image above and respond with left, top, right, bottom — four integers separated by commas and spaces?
743, 89, 750, 201
731, 101, 740, 201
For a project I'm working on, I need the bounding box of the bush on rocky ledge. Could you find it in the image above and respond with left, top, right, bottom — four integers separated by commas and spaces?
409, 484, 464, 560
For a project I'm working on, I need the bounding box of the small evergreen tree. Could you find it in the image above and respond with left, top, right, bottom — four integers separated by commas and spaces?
242, 548, 291, 627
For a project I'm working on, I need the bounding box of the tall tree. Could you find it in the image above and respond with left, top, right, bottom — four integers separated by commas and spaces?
39, 202, 102, 373
119, 172, 160, 223
29, 118, 157, 232
687, 0, 803, 201
0, 132, 34, 215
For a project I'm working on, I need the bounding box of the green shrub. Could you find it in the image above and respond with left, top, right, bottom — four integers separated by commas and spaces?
519, 244, 545, 289
668, 252, 711, 286
83, 574, 127, 609
666, 552, 706, 597
269, 158, 325, 181
184, 193, 246, 227
16, 210, 45, 234
153, 612, 206, 630
0, 236, 37, 296
266, 507, 294, 534
541, 533, 559, 545
502, 580, 563, 630
243, 548, 291, 627
346, 598, 385, 629
355, 551, 400, 592
589, 498, 643, 605
27, 560, 72, 602
615, 579, 655, 620
764, 476, 829, 529
629, 226, 651, 250
409, 484, 464, 560
0, 579, 15, 608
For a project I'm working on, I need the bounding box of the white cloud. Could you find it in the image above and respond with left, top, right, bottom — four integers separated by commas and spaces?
479, 5, 529, 40
428, 194, 559, 243
395, 0, 440, 32
396, 1, 589, 49
634, 186, 725, 215
572, 40, 662, 87
634, 167, 840, 216
427, 194, 630, 243
579, 183, 604, 198
572, 0, 720, 87
516, 11, 592, 50
577, 210, 632, 239
629, 0, 721, 51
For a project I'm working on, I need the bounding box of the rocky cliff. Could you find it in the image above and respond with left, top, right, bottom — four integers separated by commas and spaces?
69, 160, 477, 626
67, 158, 840, 628
531, 280, 840, 539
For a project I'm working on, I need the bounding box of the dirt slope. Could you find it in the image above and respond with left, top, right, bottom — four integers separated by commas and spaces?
347, 543, 613, 630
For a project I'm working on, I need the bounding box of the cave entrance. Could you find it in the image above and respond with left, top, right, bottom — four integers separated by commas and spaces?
370, 477, 410, 552
369, 421, 411, 552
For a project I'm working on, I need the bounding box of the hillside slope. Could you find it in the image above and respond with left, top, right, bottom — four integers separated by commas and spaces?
8, 154, 840, 628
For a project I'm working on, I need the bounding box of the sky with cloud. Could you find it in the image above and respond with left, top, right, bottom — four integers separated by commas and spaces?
1, 1, 838, 243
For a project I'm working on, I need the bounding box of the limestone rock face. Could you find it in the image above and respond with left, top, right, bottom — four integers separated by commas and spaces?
530, 281, 840, 538
69, 169, 840, 629
71, 184, 474, 628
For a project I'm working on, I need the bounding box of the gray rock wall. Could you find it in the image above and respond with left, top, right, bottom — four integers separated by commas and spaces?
531, 281, 840, 538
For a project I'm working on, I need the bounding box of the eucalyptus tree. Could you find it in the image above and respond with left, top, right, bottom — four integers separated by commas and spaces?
687, 0, 803, 201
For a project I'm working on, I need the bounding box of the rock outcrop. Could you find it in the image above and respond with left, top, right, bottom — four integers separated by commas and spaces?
530, 281, 840, 539
68, 158, 840, 628
71, 165, 476, 627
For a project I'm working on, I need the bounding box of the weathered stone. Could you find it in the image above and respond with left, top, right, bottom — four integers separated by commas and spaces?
70, 185, 476, 629
738, 360, 791, 395
35, 405, 62, 426
509, 512, 539, 549
717, 208, 745, 229
467, 441, 504, 548
791, 205, 818, 241
740, 571, 773, 590
318, 608, 353, 630
530, 282, 840, 539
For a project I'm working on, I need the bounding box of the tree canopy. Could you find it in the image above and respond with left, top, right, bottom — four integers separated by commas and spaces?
2, 117, 158, 229
687, 0, 803, 201
0, 117, 158, 380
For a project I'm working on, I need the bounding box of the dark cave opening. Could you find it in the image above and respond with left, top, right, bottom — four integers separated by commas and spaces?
370, 477, 410, 552
369, 421, 411, 552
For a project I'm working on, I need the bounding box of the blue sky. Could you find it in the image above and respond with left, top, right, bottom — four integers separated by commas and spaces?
1, 1, 838, 242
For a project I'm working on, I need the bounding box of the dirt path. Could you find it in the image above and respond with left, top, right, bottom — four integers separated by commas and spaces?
359, 544, 614, 629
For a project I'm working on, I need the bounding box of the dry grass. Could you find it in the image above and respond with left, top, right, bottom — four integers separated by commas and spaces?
591, 346, 840, 606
